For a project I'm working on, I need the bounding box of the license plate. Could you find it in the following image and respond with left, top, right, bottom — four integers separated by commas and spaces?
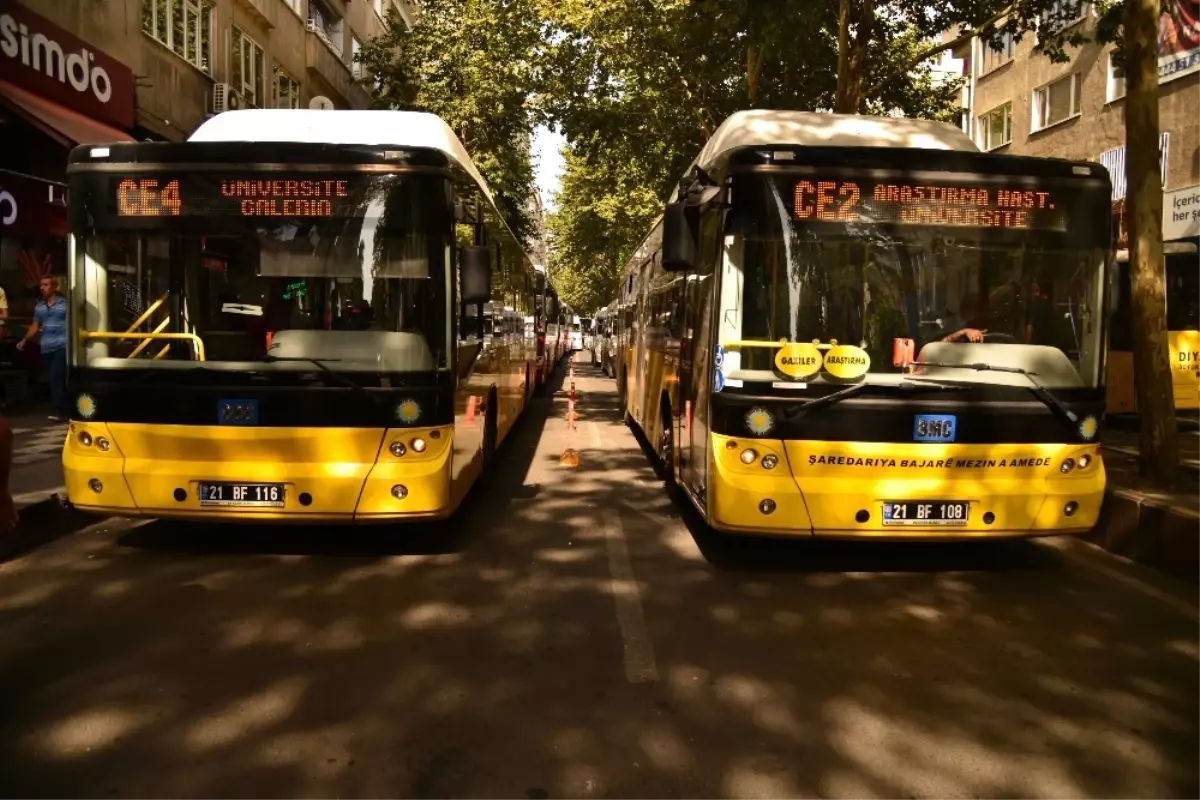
882, 501, 969, 526
913, 413, 957, 442
198, 482, 285, 507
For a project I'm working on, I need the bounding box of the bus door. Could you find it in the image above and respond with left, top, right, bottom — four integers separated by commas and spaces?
678, 213, 721, 496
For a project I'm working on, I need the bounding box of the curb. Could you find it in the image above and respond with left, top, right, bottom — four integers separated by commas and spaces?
1083, 488, 1199, 585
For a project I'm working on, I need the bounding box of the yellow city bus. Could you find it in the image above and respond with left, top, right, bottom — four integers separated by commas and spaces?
617, 110, 1112, 539
62, 109, 541, 523
1106, 240, 1199, 413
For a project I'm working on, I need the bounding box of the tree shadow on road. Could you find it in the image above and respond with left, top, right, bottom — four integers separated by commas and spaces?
0, 358, 1196, 799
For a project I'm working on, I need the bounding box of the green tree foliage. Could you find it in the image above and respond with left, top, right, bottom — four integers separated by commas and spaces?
545, 147, 663, 313
358, 0, 543, 245
538, 0, 968, 309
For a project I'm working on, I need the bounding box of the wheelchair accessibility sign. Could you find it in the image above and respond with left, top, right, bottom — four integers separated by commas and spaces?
715, 345, 725, 369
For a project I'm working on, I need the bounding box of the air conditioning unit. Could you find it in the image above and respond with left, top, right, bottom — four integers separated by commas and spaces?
211, 82, 244, 115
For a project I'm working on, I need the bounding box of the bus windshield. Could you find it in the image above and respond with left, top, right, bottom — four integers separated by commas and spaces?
720, 170, 1110, 390
70, 170, 450, 374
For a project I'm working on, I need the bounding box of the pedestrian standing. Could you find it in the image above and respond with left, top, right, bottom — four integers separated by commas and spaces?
16, 277, 69, 422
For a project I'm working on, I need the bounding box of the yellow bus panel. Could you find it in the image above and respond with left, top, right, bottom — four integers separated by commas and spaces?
63, 421, 457, 523
708, 434, 1104, 538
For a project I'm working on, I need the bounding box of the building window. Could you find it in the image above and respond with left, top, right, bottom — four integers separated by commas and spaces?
141, 0, 212, 73
1038, 0, 1088, 35
274, 67, 301, 109
308, 0, 345, 58
1106, 53, 1127, 102
351, 37, 363, 79
977, 102, 1012, 150
231, 28, 267, 107
979, 30, 1015, 74
1032, 73, 1082, 131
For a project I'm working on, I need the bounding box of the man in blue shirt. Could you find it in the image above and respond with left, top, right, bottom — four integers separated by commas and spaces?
17, 277, 69, 422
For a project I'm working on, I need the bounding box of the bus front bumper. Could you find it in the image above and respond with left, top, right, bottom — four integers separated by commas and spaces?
707, 435, 1106, 539
63, 422, 456, 524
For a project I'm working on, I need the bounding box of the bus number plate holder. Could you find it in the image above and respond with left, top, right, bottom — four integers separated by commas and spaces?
882, 501, 969, 526
198, 482, 285, 508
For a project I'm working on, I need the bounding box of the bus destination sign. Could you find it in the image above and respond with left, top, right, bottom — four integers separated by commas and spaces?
793, 179, 1066, 231
114, 177, 351, 218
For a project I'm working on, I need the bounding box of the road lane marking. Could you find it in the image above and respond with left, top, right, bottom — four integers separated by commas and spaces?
1044, 539, 1200, 623
588, 421, 603, 451
602, 506, 659, 684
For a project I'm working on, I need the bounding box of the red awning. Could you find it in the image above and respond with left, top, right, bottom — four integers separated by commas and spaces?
0, 79, 133, 146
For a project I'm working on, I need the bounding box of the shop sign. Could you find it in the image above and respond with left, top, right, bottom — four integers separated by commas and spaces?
0, 0, 134, 129
1163, 184, 1200, 240
0, 172, 67, 238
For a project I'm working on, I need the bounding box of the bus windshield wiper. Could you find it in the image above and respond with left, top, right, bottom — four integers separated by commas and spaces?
790, 378, 964, 419
260, 355, 383, 407
906, 360, 1079, 425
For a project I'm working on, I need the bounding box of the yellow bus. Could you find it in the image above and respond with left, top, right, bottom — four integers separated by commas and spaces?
531, 264, 570, 391
1106, 240, 1199, 413
616, 110, 1113, 539
63, 109, 541, 523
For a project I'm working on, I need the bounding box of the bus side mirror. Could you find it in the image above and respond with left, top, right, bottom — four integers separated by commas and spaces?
662, 202, 696, 272
460, 245, 492, 304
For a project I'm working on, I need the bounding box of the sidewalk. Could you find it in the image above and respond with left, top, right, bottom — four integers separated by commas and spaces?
1086, 426, 1200, 585
6, 409, 67, 513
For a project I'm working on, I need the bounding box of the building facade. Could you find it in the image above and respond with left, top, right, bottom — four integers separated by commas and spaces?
952, 0, 1199, 243
0, 0, 413, 402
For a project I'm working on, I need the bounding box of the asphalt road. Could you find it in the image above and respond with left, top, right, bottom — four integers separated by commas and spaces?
0, 358, 1196, 799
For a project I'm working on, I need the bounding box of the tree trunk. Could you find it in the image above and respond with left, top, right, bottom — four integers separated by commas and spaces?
835, 0, 851, 110
834, 0, 875, 113
1124, 0, 1180, 487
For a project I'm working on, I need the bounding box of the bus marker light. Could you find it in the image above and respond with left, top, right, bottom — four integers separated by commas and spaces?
391, 485, 409, 500
725, 440, 738, 450
299, 492, 313, 506
97, 437, 111, 452
174, 488, 187, 502
855, 509, 869, 523
390, 442, 407, 457
983, 511, 995, 525
411, 437, 427, 453
1064, 501, 1078, 517
430, 430, 442, 439
759, 499, 776, 515
88, 479, 103, 494
79, 432, 93, 447
740, 448, 758, 464
761, 454, 778, 470
1060, 458, 1075, 474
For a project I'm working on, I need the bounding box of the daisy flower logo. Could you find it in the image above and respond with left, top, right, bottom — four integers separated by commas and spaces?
76, 393, 97, 420
396, 398, 422, 423
1078, 415, 1099, 441
745, 407, 774, 436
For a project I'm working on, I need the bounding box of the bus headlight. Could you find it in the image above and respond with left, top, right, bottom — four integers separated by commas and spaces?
1078, 454, 1091, 469
761, 454, 778, 470
411, 437, 427, 453
96, 437, 111, 452
1060, 458, 1075, 474
740, 448, 758, 465
390, 441, 407, 457
78, 432, 93, 447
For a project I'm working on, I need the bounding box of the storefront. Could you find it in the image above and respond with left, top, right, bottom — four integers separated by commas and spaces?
0, 0, 135, 404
